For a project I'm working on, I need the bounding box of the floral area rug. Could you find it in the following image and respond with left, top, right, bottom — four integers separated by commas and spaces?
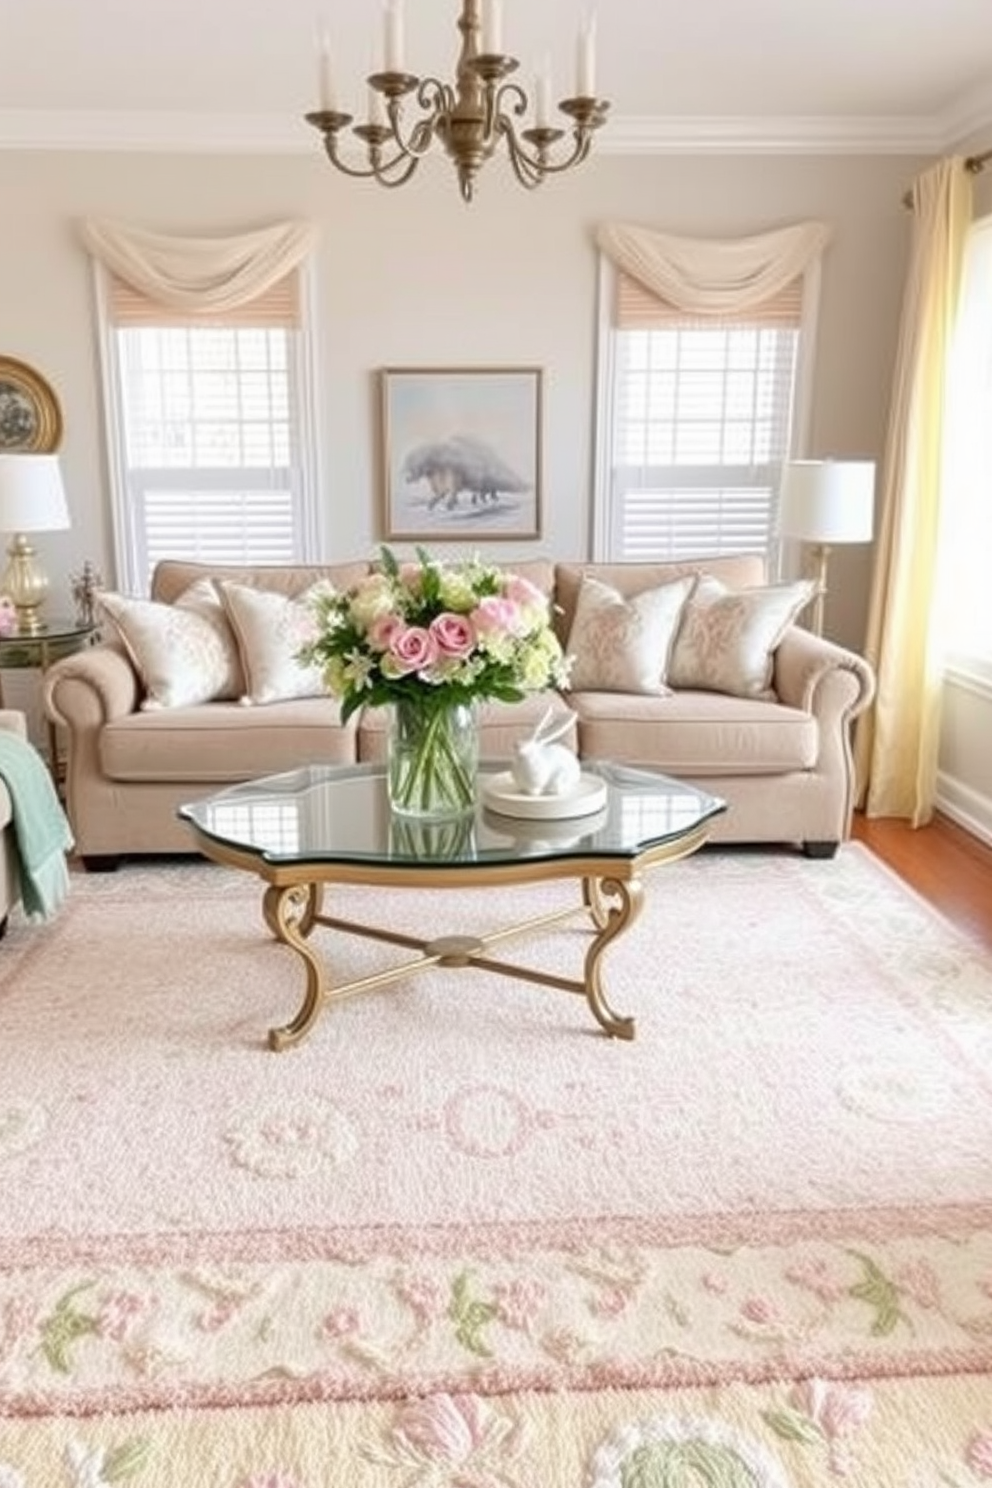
1, 843, 992, 1486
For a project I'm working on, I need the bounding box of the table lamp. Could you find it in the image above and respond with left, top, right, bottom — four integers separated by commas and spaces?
0, 452, 71, 635
777, 459, 875, 635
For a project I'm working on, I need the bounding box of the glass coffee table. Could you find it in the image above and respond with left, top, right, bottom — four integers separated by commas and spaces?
179, 762, 726, 1051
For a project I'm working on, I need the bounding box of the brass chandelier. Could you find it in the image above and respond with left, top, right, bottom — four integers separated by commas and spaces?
305, 0, 610, 202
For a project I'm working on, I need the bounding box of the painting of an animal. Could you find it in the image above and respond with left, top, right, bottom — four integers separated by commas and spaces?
402, 435, 530, 512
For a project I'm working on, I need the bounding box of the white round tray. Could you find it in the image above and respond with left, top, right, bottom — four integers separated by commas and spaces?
481, 770, 608, 820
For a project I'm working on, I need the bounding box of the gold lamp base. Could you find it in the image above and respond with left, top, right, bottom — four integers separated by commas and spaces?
2, 533, 51, 635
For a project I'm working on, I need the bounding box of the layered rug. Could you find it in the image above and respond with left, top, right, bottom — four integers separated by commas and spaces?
2, 844, 992, 1485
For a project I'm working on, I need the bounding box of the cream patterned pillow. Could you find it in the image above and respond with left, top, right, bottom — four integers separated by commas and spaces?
565, 574, 694, 694
668, 576, 814, 698
97, 583, 243, 711
217, 580, 331, 705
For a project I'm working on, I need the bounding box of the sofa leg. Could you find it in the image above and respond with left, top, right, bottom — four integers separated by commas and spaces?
81, 855, 121, 873
802, 840, 839, 860
0, 914, 7, 940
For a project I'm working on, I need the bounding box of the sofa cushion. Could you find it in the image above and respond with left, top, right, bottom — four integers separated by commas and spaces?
570, 690, 818, 776
553, 556, 767, 646
99, 699, 358, 782
96, 583, 243, 710
217, 580, 332, 705
668, 577, 815, 699
564, 574, 693, 694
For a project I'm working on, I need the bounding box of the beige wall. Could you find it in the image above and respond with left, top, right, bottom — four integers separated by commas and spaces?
0, 146, 918, 655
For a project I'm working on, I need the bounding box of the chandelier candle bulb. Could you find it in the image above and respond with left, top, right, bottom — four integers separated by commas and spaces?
577, 16, 596, 96
318, 30, 336, 112
384, 0, 404, 73
535, 65, 552, 126
481, 0, 502, 55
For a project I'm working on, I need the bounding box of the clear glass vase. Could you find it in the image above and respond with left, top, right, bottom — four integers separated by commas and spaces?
386, 698, 478, 819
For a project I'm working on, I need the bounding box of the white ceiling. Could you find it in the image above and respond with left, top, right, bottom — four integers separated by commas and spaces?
1, 0, 991, 154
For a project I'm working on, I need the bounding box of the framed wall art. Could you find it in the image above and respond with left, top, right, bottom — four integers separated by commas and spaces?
380, 366, 543, 541
0, 356, 63, 452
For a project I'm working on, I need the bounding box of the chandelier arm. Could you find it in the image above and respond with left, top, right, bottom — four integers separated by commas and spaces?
498, 117, 595, 186
320, 129, 422, 186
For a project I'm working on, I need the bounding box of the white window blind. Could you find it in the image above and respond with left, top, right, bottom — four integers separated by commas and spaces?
98, 267, 318, 594
595, 261, 812, 565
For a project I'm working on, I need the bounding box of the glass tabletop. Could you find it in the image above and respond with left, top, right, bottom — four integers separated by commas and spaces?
179, 762, 726, 870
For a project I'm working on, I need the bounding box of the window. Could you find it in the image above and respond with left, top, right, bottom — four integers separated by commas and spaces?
96, 267, 319, 594
940, 213, 992, 677
594, 259, 818, 565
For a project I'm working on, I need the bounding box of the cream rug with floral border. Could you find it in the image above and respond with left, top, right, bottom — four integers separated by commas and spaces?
1, 844, 991, 1486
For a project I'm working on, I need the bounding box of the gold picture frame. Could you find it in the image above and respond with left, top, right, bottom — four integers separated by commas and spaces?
0, 355, 64, 453
380, 366, 543, 541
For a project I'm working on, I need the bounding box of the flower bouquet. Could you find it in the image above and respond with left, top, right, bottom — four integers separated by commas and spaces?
299, 547, 571, 818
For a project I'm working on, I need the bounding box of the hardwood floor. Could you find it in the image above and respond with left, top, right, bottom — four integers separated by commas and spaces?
853, 810, 992, 949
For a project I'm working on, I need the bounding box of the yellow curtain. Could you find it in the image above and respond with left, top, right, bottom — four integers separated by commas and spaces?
854, 159, 972, 825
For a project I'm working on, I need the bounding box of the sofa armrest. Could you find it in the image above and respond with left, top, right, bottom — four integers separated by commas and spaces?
773, 626, 876, 722
42, 644, 140, 731
0, 710, 28, 740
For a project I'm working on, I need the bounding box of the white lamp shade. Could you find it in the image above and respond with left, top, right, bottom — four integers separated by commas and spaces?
0, 452, 71, 533
777, 460, 875, 544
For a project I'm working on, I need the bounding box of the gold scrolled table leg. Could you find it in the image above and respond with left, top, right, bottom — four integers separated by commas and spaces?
582, 875, 641, 1040
264, 884, 326, 1051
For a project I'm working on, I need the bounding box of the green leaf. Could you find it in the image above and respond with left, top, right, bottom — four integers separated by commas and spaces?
40, 1283, 99, 1375
448, 1271, 496, 1357
762, 1407, 826, 1445
103, 1438, 152, 1482
846, 1249, 907, 1336
379, 545, 400, 578
619, 1439, 764, 1487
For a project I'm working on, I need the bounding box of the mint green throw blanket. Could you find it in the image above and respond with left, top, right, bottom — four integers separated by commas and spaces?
0, 732, 74, 922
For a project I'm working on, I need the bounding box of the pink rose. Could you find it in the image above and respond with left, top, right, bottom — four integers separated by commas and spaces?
398, 562, 424, 592
471, 596, 520, 639
430, 611, 475, 658
388, 626, 438, 674
368, 614, 402, 652
503, 574, 546, 609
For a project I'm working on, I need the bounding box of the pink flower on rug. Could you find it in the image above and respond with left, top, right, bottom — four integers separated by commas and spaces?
966, 1432, 992, 1478
740, 1295, 780, 1324
700, 1270, 728, 1295
790, 1378, 873, 1475
896, 1258, 941, 1310
320, 1305, 360, 1340
96, 1291, 145, 1342
394, 1273, 445, 1324
784, 1256, 847, 1304
590, 1284, 629, 1319
493, 1277, 547, 1332
381, 1392, 522, 1477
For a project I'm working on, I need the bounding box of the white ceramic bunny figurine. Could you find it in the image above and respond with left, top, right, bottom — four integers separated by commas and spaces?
511, 706, 582, 797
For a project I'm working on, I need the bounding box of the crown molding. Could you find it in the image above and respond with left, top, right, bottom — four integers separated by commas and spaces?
598, 114, 942, 155
0, 104, 989, 157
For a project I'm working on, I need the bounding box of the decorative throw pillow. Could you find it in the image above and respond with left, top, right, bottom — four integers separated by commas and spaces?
217, 580, 331, 705
97, 583, 243, 711
667, 575, 815, 698
564, 574, 694, 694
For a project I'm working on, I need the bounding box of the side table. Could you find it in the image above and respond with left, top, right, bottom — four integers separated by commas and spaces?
0, 618, 97, 784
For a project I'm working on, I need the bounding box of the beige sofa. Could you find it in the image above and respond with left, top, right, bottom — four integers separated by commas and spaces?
42, 555, 875, 868
0, 710, 29, 934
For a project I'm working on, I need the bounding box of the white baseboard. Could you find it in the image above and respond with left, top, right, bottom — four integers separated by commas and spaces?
936, 771, 992, 849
